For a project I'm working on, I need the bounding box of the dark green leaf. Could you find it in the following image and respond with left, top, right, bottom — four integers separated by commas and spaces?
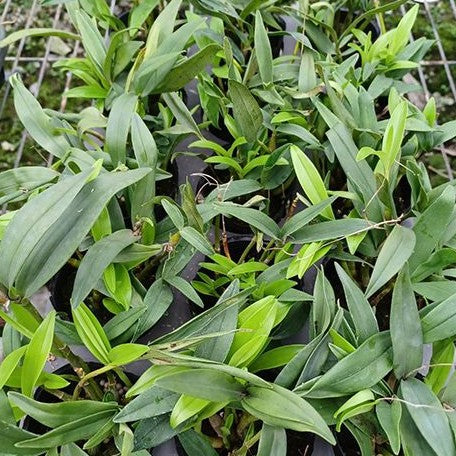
299, 332, 392, 398
229, 80, 263, 143
156, 368, 245, 402
391, 266, 423, 378
366, 225, 416, 298
72, 230, 138, 307
400, 378, 455, 456
114, 386, 178, 422
335, 264, 378, 343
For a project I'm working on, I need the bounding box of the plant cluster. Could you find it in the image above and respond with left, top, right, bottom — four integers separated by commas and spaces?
1, 0, 456, 455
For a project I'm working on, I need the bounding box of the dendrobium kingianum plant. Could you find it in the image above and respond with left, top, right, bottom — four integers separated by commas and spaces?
1, 0, 456, 455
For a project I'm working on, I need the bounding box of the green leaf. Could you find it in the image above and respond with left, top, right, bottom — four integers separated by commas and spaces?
194, 282, 240, 363
276, 124, 319, 147
391, 266, 423, 379
376, 400, 402, 455
258, 425, 286, 456
165, 275, 204, 308
72, 230, 138, 307
16, 410, 116, 449
229, 80, 263, 143
291, 218, 372, 243
400, 378, 455, 456
334, 389, 376, 432
365, 225, 416, 298
144, 0, 182, 56
290, 145, 334, 219
298, 50, 317, 93
0, 345, 27, 389
134, 52, 181, 96
21, 312, 56, 397
421, 292, 456, 342
335, 264, 378, 343
299, 332, 392, 398
0, 166, 58, 206
229, 296, 278, 367
156, 368, 245, 402
106, 93, 138, 165
156, 44, 220, 93
136, 278, 174, 336
114, 386, 178, 422
280, 197, 336, 238
178, 430, 218, 456
75, 10, 106, 71
133, 414, 177, 450
0, 27, 79, 47
250, 345, 304, 373
8, 392, 118, 428
162, 92, 201, 138
0, 170, 90, 290
241, 384, 335, 444
254, 11, 273, 85
130, 0, 160, 33
412, 249, 456, 282
11, 168, 150, 297
400, 404, 437, 456
211, 202, 279, 238
426, 340, 455, 395
0, 422, 42, 456
180, 226, 214, 256
326, 123, 382, 221
380, 100, 408, 178
10, 74, 71, 158
413, 280, 456, 302
228, 262, 268, 276
409, 186, 455, 272
106, 343, 148, 366
73, 303, 111, 364
104, 263, 132, 311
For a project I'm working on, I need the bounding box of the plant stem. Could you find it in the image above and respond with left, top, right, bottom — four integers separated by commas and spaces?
238, 236, 256, 263
373, 0, 387, 34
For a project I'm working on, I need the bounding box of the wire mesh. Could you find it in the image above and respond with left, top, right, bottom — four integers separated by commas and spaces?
0, 0, 455, 176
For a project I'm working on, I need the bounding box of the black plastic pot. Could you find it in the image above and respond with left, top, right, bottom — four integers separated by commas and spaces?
47, 262, 114, 325
336, 9, 381, 40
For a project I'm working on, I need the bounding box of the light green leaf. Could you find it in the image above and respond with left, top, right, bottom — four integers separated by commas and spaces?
290, 145, 334, 219
0, 345, 27, 389
108, 343, 148, 366
21, 312, 56, 397
73, 303, 111, 364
